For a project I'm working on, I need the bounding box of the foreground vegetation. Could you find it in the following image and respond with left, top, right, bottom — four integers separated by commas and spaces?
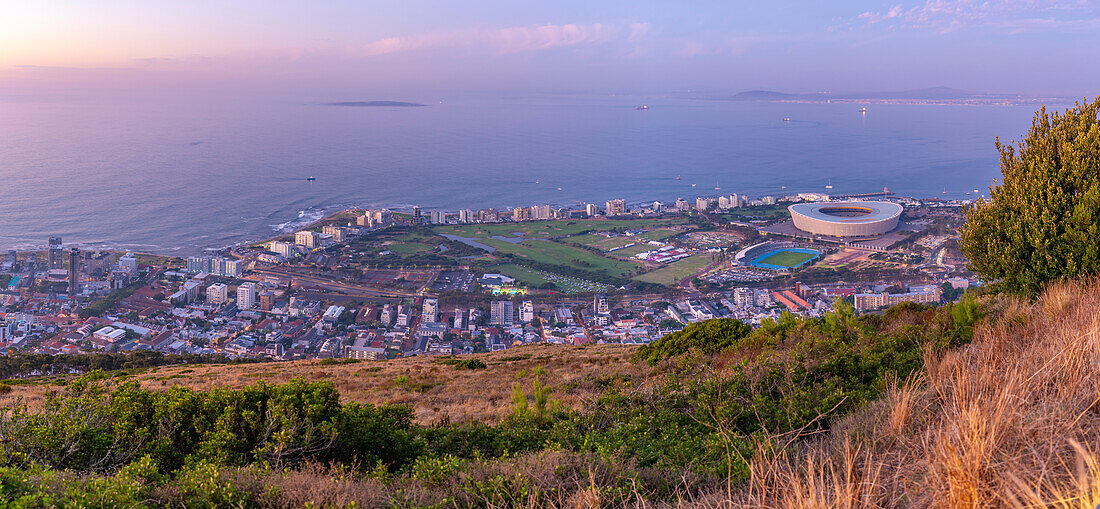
0, 294, 987, 507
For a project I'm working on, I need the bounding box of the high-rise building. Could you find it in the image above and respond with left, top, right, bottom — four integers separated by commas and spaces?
478, 209, 499, 222
258, 291, 275, 311
48, 237, 63, 269
531, 205, 551, 220
520, 301, 534, 324
211, 257, 226, 276
696, 197, 714, 211
605, 199, 626, 216
468, 308, 479, 330
458, 209, 474, 223
593, 294, 609, 315
652, 201, 665, 213
322, 225, 347, 242
186, 256, 209, 273
206, 283, 229, 304
453, 308, 464, 329
422, 298, 439, 323
512, 207, 530, 222
118, 252, 138, 273
762, 196, 777, 205
68, 248, 80, 295
675, 198, 689, 211
429, 210, 444, 224
294, 231, 318, 249
270, 241, 295, 259
223, 259, 242, 278
412, 206, 421, 220
490, 301, 514, 326
236, 282, 257, 310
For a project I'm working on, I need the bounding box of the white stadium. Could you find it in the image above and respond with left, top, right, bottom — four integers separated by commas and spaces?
788, 201, 903, 237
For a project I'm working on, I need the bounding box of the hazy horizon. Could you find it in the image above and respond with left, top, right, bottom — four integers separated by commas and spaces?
2, 1, 1098, 98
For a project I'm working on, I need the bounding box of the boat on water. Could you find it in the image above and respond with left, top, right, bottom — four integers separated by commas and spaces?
675, 175, 681, 180
859, 107, 868, 113
635, 105, 649, 110
825, 179, 833, 190
306, 176, 316, 181
783, 117, 791, 122
714, 179, 721, 191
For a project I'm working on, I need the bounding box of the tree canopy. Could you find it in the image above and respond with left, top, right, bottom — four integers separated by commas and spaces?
632, 317, 752, 365
960, 98, 1100, 297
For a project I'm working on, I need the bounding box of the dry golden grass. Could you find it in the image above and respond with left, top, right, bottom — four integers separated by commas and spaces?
105, 344, 643, 424
720, 280, 1100, 508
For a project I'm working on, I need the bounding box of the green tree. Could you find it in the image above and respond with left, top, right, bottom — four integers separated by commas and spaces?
960, 98, 1100, 297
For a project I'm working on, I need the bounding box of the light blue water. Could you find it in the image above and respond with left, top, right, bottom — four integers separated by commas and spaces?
0, 93, 1039, 255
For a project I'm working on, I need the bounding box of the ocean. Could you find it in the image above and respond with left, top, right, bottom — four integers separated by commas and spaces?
0, 92, 1040, 255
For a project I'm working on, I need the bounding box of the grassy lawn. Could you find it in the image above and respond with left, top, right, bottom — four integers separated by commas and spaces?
640, 229, 681, 242
491, 264, 610, 294
491, 264, 551, 286
481, 238, 640, 278
433, 218, 688, 241
758, 250, 816, 267
383, 242, 436, 255
632, 254, 714, 285
611, 244, 657, 258
568, 234, 643, 252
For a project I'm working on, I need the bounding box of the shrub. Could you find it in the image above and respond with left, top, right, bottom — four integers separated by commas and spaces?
961, 98, 1100, 297
632, 318, 753, 365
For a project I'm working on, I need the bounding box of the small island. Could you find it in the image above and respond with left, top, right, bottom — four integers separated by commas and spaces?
326, 101, 425, 107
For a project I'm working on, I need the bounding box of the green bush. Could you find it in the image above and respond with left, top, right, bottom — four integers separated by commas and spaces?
961, 98, 1100, 297
632, 318, 753, 365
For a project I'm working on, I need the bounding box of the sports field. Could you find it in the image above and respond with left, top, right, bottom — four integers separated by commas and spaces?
751, 248, 820, 270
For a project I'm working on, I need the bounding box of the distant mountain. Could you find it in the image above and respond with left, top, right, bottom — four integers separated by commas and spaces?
731, 90, 797, 100
326, 101, 425, 107
723, 86, 1058, 105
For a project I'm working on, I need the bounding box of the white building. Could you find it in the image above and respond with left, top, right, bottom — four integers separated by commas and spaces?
422, 298, 439, 323
605, 199, 626, 216
237, 282, 258, 310
295, 231, 319, 249
520, 301, 534, 323
118, 252, 138, 273
453, 307, 464, 329
207, 283, 229, 305
270, 241, 296, 259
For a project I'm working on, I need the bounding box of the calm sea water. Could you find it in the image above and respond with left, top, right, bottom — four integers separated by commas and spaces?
0, 93, 1039, 255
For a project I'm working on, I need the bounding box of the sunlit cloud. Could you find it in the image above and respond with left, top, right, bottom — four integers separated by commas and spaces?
360, 22, 647, 57
852, 0, 1098, 32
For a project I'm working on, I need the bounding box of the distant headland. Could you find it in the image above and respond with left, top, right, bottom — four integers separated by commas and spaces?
325, 101, 426, 107
710, 86, 1070, 106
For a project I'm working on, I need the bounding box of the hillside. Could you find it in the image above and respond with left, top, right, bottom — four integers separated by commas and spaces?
0, 344, 643, 425
0, 284, 1097, 506
731, 280, 1100, 507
